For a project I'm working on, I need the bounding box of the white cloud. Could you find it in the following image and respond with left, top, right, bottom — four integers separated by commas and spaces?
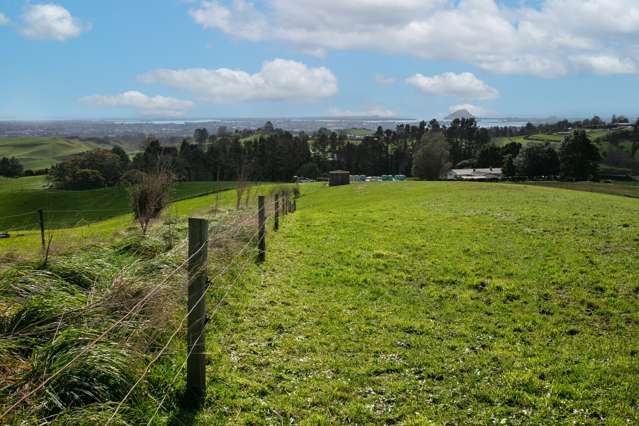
187, 0, 639, 77
328, 105, 396, 118
406, 72, 498, 101
0, 13, 10, 26
81, 91, 194, 118
20, 4, 88, 41
570, 55, 637, 75
138, 58, 338, 102
375, 74, 395, 85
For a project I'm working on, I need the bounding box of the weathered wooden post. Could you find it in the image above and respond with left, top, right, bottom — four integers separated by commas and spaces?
257, 196, 266, 263
187, 218, 208, 402
274, 194, 279, 231
38, 209, 45, 252
283, 194, 288, 217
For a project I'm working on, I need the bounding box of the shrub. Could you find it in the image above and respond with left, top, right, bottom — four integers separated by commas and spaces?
0, 157, 24, 177
130, 171, 173, 235
119, 169, 146, 186
71, 169, 106, 190
50, 149, 124, 190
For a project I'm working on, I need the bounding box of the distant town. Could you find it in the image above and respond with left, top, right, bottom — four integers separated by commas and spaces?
0, 115, 574, 139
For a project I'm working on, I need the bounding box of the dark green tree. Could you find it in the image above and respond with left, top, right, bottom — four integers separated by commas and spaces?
297, 162, 321, 179
412, 132, 450, 180
0, 157, 24, 177
502, 154, 516, 177
193, 128, 209, 145
514, 143, 560, 178
559, 130, 601, 179
111, 145, 130, 170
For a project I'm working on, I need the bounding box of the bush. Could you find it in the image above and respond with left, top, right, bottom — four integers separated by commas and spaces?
119, 169, 146, 186
130, 171, 173, 235
0, 157, 23, 177
49, 149, 124, 190
71, 169, 106, 190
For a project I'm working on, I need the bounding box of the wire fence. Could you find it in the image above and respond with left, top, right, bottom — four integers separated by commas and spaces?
0, 187, 299, 423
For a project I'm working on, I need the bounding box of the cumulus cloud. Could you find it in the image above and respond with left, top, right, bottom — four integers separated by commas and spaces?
569, 55, 637, 75
407, 72, 498, 101
328, 105, 396, 118
81, 91, 194, 118
20, 4, 88, 41
0, 13, 10, 26
187, 0, 639, 77
138, 58, 338, 102
375, 74, 395, 85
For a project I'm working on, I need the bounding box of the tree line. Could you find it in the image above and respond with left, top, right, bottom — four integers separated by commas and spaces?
26, 116, 638, 189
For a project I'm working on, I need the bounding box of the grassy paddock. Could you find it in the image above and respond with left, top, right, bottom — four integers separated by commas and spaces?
0, 182, 292, 264
0, 177, 237, 230
190, 181, 639, 424
527, 181, 639, 199
0, 137, 107, 170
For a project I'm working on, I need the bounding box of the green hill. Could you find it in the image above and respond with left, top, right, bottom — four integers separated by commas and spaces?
0, 176, 236, 231
0, 137, 112, 171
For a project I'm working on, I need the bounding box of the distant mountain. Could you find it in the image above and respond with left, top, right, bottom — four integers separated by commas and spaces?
445, 109, 475, 120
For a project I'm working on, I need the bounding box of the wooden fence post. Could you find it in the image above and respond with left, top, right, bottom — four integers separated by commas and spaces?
38, 209, 45, 253
257, 196, 266, 263
283, 194, 288, 217
274, 194, 279, 231
187, 218, 208, 403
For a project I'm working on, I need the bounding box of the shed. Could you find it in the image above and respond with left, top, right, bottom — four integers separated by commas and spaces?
329, 170, 351, 187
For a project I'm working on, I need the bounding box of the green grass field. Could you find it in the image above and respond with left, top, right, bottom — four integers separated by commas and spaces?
0, 181, 284, 263
528, 181, 639, 199
0, 137, 110, 170
0, 176, 237, 231
177, 182, 639, 424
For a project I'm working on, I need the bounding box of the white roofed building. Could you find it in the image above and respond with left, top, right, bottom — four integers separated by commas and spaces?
447, 168, 503, 181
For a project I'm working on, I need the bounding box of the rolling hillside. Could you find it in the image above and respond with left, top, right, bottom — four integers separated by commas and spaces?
0, 137, 115, 170
0, 176, 236, 231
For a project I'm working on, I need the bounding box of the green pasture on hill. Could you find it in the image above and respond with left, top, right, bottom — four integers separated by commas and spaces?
0, 181, 286, 262
175, 181, 639, 425
0, 137, 108, 170
529, 181, 639, 199
0, 176, 237, 231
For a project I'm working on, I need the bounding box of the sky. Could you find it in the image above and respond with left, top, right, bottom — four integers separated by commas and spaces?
1, 0, 639, 121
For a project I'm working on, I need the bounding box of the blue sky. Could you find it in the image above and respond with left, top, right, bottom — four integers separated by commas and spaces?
1, 0, 639, 120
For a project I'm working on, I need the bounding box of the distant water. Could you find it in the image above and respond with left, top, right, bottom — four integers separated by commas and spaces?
112, 117, 528, 128
0, 117, 529, 139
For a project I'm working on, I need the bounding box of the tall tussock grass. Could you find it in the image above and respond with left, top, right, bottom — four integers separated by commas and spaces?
0, 220, 193, 424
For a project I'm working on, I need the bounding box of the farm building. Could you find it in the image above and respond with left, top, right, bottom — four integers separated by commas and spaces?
329, 170, 351, 187
447, 168, 503, 181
